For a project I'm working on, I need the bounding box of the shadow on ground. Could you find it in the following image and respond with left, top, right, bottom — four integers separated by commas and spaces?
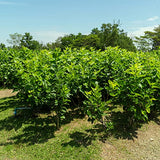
62, 131, 97, 148
62, 111, 160, 148
0, 96, 20, 112
62, 111, 139, 148
0, 96, 159, 147
0, 96, 84, 146
149, 111, 160, 125
0, 113, 57, 145
0, 96, 56, 145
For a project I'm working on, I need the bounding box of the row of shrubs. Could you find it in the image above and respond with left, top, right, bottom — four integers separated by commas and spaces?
0, 47, 160, 129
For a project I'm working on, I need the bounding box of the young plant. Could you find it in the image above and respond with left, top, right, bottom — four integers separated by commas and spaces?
83, 82, 109, 124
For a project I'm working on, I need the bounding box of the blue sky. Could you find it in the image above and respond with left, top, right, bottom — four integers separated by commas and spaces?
0, 0, 160, 45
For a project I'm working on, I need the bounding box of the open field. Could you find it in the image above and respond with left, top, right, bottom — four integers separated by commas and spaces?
0, 89, 159, 160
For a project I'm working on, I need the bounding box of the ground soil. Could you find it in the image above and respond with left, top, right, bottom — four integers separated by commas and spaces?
101, 117, 160, 159
0, 89, 17, 98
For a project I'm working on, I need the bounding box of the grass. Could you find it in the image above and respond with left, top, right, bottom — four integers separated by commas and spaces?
0, 90, 160, 160
0, 95, 101, 160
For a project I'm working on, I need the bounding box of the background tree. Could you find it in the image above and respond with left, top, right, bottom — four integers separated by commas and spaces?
145, 25, 160, 50
134, 35, 152, 52
118, 32, 138, 52
7, 33, 22, 48
20, 32, 33, 49
79, 34, 100, 49
7, 32, 42, 50
59, 34, 76, 49
45, 41, 61, 50
70, 33, 100, 49
50, 22, 135, 51
91, 23, 136, 51
6, 22, 137, 51
52, 33, 100, 50
20, 32, 43, 50
135, 25, 160, 51
52, 23, 136, 51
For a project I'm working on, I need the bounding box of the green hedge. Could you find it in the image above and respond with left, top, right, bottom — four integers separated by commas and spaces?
0, 47, 160, 128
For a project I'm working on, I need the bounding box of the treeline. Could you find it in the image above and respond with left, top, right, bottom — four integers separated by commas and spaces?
1, 22, 160, 52
0, 22, 137, 51
52, 23, 136, 51
135, 25, 160, 52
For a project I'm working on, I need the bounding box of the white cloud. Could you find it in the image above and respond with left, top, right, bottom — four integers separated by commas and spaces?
33, 30, 67, 44
147, 16, 159, 21
128, 26, 158, 38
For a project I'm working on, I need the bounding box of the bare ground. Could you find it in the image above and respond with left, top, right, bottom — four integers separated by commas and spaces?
101, 117, 160, 160
0, 89, 17, 98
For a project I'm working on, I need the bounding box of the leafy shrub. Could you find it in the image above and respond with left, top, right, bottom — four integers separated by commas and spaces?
1, 47, 160, 128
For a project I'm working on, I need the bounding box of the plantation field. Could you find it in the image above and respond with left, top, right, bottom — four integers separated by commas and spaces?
0, 90, 160, 160
1, 47, 160, 125
0, 47, 160, 159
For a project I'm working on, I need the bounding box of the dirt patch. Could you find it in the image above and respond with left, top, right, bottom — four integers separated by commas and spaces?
101, 119, 160, 160
0, 89, 17, 98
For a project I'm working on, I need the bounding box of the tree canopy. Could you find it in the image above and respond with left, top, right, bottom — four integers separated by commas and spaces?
5, 22, 138, 51
91, 23, 136, 51
135, 25, 160, 52
7, 33, 22, 48
7, 32, 43, 50
51, 23, 136, 51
